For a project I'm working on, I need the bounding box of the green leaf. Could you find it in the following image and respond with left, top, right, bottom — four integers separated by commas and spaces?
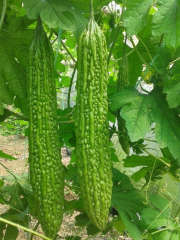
59, 122, 75, 147
0, 17, 33, 114
0, 179, 4, 189
152, 0, 180, 49
153, 231, 172, 240
119, 212, 143, 240
165, 81, 180, 108
23, 0, 87, 31
112, 169, 134, 191
110, 88, 140, 112
86, 223, 99, 235
70, 0, 111, 14
0, 223, 6, 239
142, 208, 169, 228
65, 236, 81, 240
124, 0, 153, 35
56, 62, 66, 73
0, 104, 4, 115
64, 199, 83, 212
113, 218, 125, 233
112, 190, 144, 218
151, 47, 172, 75
141, 194, 175, 237
3, 225, 19, 240
124, 155, 157, 167
75, 213, 89, 227
110, 147, 119, 163
1, 209, 29, 227
128, 51, 143, 86
131, 167, 149, 181
120, 94, 152, 142
60, 76, 71, 87
164, 61, 180, 108
112, 171, 145, 239
149, 194, 170, 216
170, 231, 180, 240
0, 150, 16, 160
151, 92, 180, 164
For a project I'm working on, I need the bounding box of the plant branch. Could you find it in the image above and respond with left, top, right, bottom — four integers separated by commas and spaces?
138, 36, 153, 62
143, 149, 171, 167
48, 30, 53, 40
159, 33, 164, 47
130, 37, 148, 66
0, 108, 28, 121
143, 199, 173, 236
59, 120, 74, 124
0, 0, 7, 30
115, 48, 135, 62
151, 227, 169, 235
90, 0, 94, 19
61, 40, 76, 64
0, 217, 51, 240
30, 221, 40, 240
67, 64, 77, 108
130, 37, 162, 75
107, 25, 121, 66
52, 36, 58, 45
0, 162, 18, 181
4, 108, 28, 121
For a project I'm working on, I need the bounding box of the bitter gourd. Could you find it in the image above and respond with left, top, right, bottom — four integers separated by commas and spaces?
117, 51, 130, 155
28, 20, 64, 238
76, 17, 112, 230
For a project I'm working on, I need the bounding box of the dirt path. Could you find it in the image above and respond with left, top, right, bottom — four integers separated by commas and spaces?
0, 135, 28, 176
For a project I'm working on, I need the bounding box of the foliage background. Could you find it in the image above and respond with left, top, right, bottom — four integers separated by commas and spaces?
0, 0, 180, 239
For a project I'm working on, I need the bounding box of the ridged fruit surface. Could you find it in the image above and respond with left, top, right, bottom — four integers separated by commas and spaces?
28, 20, 64, 238
76, 17, 112, 230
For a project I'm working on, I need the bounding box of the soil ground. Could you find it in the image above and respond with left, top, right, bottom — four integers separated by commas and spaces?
0, 135, 131, 240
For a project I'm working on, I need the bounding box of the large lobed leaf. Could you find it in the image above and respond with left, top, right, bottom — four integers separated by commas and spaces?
123, 0, 153, 35
0, 17, 33, 114
23, 0, 87, 31
110, 89, 180, 164
152, 0, 180, 49
112, 169, 145, 240
150, 91, 180, 164
163, 61, 180, 108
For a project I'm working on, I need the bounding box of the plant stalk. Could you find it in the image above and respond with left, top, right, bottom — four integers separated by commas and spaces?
0, 217, 51, 240
0, 0, 7, 30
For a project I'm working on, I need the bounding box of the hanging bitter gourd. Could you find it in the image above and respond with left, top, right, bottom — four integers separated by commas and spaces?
117, 50, 130, 155
76, 17, 112, 230
28, 20, 64, 238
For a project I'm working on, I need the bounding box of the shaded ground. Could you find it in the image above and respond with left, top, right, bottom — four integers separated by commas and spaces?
0, 135, 131, 240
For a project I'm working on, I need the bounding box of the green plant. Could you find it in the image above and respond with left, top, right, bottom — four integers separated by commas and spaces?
0, 0, 180, 239
116, 45, 131, 155
75, 15, 112, 230
28, 20, 64, 238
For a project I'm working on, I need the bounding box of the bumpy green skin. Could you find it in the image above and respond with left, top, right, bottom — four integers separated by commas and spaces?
28, 21, 64, 238
76, 17, 112, 230
117, 55, 130, 155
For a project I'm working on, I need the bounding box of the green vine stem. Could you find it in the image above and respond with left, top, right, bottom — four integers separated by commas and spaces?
61, 40, 76, 64
0, 0, 7, 30
0, 162, 18, 181
107, 4, 124, 66
91, 0, 94, 18
30, 221, 40, 240
67, 63, 77, 108
0, 217, 51, 240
